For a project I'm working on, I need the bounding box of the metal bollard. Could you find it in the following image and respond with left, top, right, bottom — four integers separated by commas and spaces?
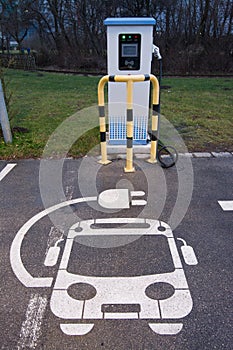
125, 78, 135, 172
147, 74, 160, 163
97, 76, 111, 165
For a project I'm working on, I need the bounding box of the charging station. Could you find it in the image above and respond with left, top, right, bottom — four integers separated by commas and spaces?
104, 17, 156, 146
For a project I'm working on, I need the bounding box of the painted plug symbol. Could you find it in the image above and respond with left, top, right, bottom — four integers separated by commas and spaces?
177, 238, 198, 265
98, 189, 147, 209
44, 239, 63, 267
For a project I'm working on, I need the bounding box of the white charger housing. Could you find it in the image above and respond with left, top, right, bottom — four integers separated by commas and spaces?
104, 17, 156, 145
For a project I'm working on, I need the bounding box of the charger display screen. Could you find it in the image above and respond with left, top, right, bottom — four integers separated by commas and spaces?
119, 33, 141, 70
122, 44, 138, 57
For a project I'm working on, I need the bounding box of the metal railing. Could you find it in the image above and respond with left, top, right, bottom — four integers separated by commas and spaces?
98, 74, 160, 172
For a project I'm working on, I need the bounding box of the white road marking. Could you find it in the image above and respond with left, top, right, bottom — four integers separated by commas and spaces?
12, 174, 197, 339
16, 171, 77, 346
149, 323, 183, 335
60, 323, 94, 336
45, 226, 64, 256
177, 238, 198, 265
10, 197, 97, 288
0, 163, 17, 181
65, 185, 73, 201
44, 245, 61, 266
50, 218, 194, 337
17, 293, 47, 349
218, 200, 233, 211
131, 199, 147, 206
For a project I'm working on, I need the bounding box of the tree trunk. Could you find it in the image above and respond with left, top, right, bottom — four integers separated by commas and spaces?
198, 0, 211, 38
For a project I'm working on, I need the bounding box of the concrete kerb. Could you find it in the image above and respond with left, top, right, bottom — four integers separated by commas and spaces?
211, 152, 232, 158
97, 151, 233, 161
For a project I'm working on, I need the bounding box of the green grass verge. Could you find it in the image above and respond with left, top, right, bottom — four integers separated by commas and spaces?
161, 77, 233, 152
0, 69, 232, 159
0, 70, 101, 158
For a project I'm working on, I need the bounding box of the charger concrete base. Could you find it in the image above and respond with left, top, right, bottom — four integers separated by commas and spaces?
107, 142, 151, 154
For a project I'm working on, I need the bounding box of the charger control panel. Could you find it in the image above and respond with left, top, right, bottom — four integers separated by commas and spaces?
119, 33, 141, 70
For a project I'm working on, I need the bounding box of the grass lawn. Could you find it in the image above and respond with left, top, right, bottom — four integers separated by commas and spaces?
161, 77, 233, 152
0, 69, 232, 159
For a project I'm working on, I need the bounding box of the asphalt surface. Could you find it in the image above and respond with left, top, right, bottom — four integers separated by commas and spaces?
0, 155, 232, 349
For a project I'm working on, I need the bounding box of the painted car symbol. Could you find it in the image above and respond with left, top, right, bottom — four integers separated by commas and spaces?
10, 190, 198, 337
47, 218, 198, 336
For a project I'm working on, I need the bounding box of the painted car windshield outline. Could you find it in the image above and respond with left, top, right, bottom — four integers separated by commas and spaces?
68, 233, 174, 276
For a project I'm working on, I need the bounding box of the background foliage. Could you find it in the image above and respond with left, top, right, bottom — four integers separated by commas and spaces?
0, 0, 232, 74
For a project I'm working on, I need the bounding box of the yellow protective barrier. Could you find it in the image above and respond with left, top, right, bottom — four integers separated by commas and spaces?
97, 74, 160, 171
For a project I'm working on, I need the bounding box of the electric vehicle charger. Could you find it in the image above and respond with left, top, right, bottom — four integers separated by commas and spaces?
102, 17, 178, 169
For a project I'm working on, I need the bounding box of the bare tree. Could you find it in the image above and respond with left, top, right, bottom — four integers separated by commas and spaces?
0, 0, 231, 72
0, 0, 36, 50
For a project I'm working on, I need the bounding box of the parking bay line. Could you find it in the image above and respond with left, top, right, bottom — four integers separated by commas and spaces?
17, 293, 48, 349
17, 226, 64, 349
0, 163, 17, 182
218, 201, 233, 211
17, 180, 74, 347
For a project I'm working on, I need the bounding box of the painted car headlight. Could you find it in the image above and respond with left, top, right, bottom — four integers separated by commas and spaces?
67, 283, 97, 301
145, 282, 175, 300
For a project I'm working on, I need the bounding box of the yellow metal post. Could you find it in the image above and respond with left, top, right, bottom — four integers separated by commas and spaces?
97, 75, 111, 165
147, 74, 160, 163
124, 79, 135, 172
113, 75, 146, 172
